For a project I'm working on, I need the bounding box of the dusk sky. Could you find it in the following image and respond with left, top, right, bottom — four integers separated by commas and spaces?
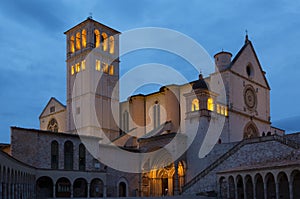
0, 0, 300, 143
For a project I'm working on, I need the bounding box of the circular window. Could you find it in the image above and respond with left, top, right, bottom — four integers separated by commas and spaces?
244, 85, 257, 110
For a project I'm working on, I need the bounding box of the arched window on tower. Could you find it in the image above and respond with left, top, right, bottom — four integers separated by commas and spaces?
79, 144, 86, 171
101, 33, 108, 51
51, 141, 59, 169
191, 99, 199, 111
81, 29, 87, 48
109, 36, 114, 54
207, 98, 214, 111
64, 141, 74, 170
48, 118, 59, 132
94, 29, 100, 48
76, 32, 81, 50
153, 102, 160, 129
70, 36, 75, 53
109, 65, 114, 75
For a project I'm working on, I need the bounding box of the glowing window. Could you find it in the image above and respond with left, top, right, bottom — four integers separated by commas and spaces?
224, 107, 228, 116
76, 32, 81, 50
94, 29, 100, 48
96, 60, 101, 71
207, 98, 214, 111
191, 99, 199, 111
101, 33, 108, 51
71, 65, 75, 75
109, 65, 114, 75
109, 36, 114, 54
81, 60, 86, 71
103, 63, 109, 73
70, 36, 75, 53
221, 106, 225, 115
75, 63, 80, 73
217, 104, 220, 114
82, 29, 87, 48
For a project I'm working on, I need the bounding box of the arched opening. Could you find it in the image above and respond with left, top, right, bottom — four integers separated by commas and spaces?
207, 97, 214, 111
292, 170, 300, 199
109, 36, 114, 54
243, 122, 259, 139
236, 175, 244, 199
245, 175, 254, 199
73, 178, 87, 197
228, 176, 235, 199
64, 141, 73, 170
278, 172, 289, 199
79, 144, 86, 171
70, 36, 75, 53
36, 176, 53, 198
255, 174, 264, 199
178, 161, 185, 193
191, 98, 199, 111
90, 178, 103, 197
56, 177, 71, 198
76, 32, 81, 50
101, 32, 108, 51
109, 65, 114, 75
48, 118, 59, 132
51, 140, 59, 169
94, 29, 100, 48
219, 177, 227, 198
81, 29, 87, 48
119, 181, 127, 197
153, 102, 160, 129
266, 173, 276, 199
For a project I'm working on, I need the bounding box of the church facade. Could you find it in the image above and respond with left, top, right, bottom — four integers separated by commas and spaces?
0, 18, 299, 199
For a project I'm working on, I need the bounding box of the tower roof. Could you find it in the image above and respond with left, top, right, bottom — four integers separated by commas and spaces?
192, 74, 208, 90
64, 17, 121, 34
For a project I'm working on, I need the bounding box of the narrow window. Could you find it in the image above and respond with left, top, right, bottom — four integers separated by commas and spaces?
81, 29, 87, 48
70, 36, 75, 53
79, 144, 86, 171
76, 32, 81, 50
217, 104, 220, 114
50, 106, 55, 113
96, 60, 101, 71
51, 141, 59, 169
94, 29, 100, 48
64, 141, 73, 170
122, 111, 129, 133
207, 98, 214, 111
75, 63, 81, 73
109, 36, 114, 54
153, 102, 160, 129
103, 63, 109, 73
191, 99, 199, 111
224, 107, 228, 116
81, 60, 86, 71
71, 65, 75, 75
101, 33, 108, 51
109, 65, 114, 75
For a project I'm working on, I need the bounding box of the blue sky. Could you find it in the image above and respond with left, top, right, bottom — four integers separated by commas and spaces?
0, 0, 300, 143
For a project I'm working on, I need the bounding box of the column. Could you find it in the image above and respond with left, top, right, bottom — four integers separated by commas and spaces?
275, 182, 279, 199
87, 183, 90, 198
244, 180, 247, 199
70, 184, 73, 198
103, 184, 107, 198
173, 162, 179, 195
264, 182, 267, 199
289, 181, 293, 199
227, 178, 230, 199
53, 185, 56, 198
235, 181, 238, 199
253, 180, 257, 199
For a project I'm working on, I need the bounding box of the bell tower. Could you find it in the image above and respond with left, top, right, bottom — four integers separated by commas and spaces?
64, 17, 120, 140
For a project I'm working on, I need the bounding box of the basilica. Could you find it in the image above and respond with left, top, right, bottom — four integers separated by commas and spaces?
0, 18, 299, 199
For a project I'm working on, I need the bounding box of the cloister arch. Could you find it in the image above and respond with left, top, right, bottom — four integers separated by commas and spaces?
36, 176, 53, 198
90, 178, 104, 197
255, 173, 264, 199
73, 178, 87, 197
278, 172, 290, 199
265, 173, 276, 199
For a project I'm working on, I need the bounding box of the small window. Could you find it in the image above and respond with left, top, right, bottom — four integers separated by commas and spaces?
94, 29, 100, 48
76, 107, 80, 115
191, 99, 199, 111
217, 104, 220, 114
79, 144, 86, 171
101, 33, 108, 51
51, 141, 59, 169
81, 60, 86, 71
76, 32, 81, 50
96, 60, 101, 71
103, 63, 109, 73
75, 63, 80, 73
71, 65, 75, 75
70, 36, 75, 53
246, 64, 254, 77
82, 29, 87, 48
50, 106, 55, 113
109, 36, 114, 54
109, 65, 114, 75
207, 98, 214, 111
93, 159, 101, 169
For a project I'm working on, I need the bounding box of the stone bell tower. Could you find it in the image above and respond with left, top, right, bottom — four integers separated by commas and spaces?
64, 17, 120, 140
